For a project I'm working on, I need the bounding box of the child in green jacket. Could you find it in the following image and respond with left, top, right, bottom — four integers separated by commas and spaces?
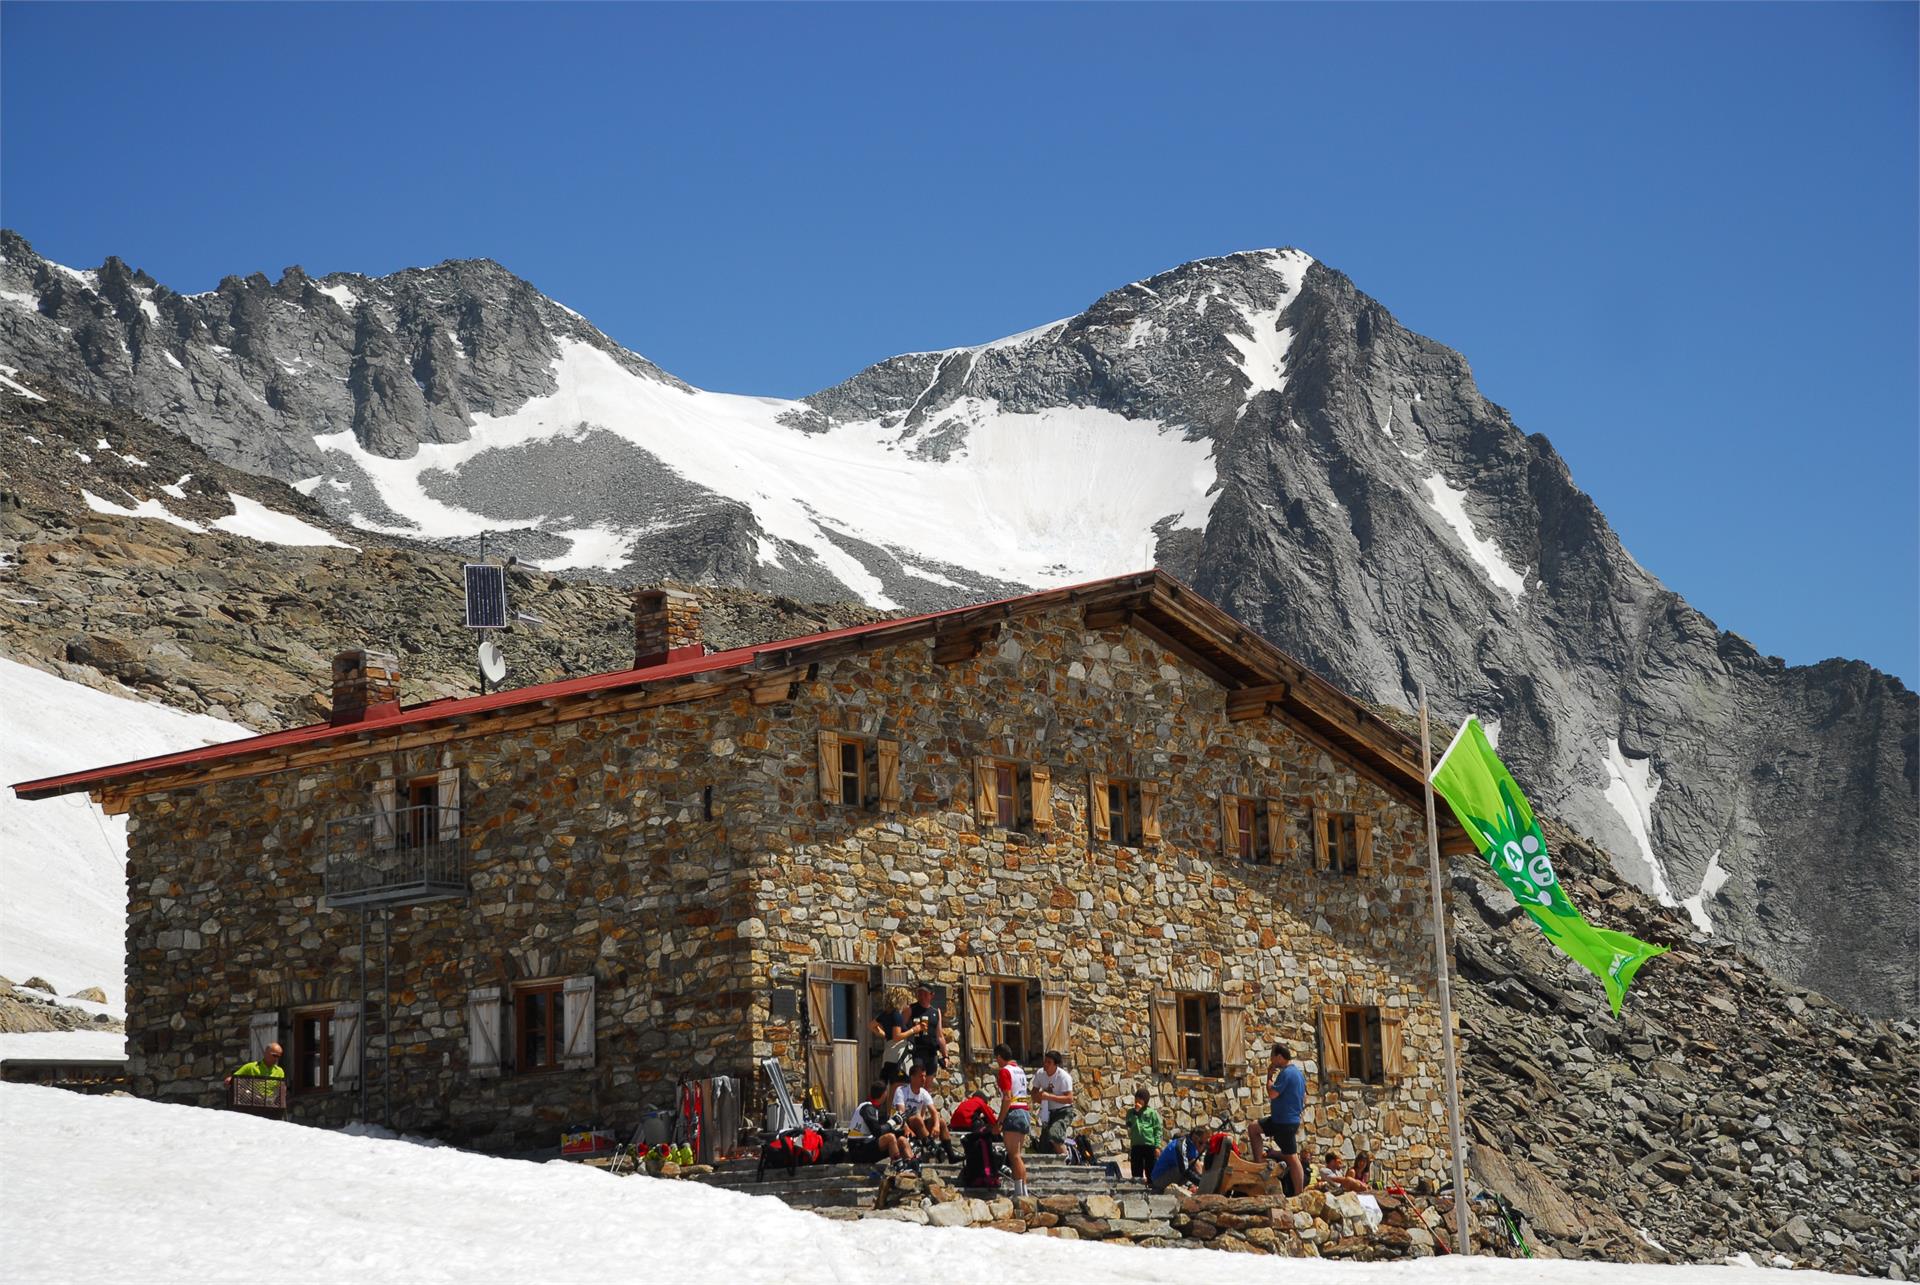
1125, 1088, 1164, 1182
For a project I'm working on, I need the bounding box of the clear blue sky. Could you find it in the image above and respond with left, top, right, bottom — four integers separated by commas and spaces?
3, 2, 1914, 682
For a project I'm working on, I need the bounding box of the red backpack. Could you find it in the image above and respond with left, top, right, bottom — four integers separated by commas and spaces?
758, 1126, 824, 1179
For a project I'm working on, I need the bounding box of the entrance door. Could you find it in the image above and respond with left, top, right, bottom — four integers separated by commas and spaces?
828, 970, 869, 1125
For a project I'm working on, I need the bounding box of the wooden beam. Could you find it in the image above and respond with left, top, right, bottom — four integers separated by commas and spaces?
1081, 605, 1133, 631
931, 623, 999, 666
1225, 683, 1291, 722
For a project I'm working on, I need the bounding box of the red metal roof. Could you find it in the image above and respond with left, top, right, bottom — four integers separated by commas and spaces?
11, 572, 1145, 801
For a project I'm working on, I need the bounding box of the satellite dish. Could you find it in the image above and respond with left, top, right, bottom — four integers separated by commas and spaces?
477, 639, 507, 686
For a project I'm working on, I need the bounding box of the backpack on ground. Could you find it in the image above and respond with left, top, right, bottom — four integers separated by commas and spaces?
758, 1125, 824, 1180
959, 1126, 1001, 1189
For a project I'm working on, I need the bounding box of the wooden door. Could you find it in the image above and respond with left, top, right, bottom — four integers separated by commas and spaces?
827, 970, 869, 1124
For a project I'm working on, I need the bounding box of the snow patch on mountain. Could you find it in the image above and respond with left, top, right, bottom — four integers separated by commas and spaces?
210, 493, 357, 549
0, 364, 47, 402
1223, 250, 1312, 410
311, 339, 1216, 608
0, 658, 250, 1008
1421, 472, 1527, 601
1681, 847, 1730, 934
1603, 738, 1676, 905
314, 280, 359, 311
79, 488, 204, 533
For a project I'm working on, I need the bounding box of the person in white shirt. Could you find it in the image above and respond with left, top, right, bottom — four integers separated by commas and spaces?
1032, 1050, 1075, 1154
893, 1065, 953, 1158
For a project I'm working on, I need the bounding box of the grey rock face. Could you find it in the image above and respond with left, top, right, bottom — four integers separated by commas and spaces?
2, 230, 1912, 1015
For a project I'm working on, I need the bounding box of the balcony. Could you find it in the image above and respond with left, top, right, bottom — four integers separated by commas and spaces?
323, 803, 468, 909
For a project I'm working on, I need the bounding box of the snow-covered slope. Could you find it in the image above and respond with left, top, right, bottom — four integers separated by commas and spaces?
0, 658, 249, 1007
0, 1082, 1824, 1284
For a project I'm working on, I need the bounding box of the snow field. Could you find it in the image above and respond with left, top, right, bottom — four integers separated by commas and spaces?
314, 339, 1218, 607
1602, 738, 1677, 907
1420, 472, 1528, 601
0, 658, 251, 1007
0, 1083, 1822, 1285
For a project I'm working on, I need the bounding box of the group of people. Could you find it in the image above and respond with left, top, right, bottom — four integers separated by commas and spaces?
848, 995, 1373, 1200
849, 985, 1076, 1197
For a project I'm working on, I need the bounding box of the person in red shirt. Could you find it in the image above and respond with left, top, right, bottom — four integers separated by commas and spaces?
994, 1043, 1032, 1196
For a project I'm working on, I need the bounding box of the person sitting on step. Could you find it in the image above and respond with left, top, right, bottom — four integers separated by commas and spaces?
849, 1080, 915, 1177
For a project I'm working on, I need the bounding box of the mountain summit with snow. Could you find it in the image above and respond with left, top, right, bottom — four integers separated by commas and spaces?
1, 229, 1913, 1018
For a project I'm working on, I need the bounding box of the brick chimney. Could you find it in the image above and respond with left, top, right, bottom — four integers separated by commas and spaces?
634, 587, 703, 669
330, 648, 401, 725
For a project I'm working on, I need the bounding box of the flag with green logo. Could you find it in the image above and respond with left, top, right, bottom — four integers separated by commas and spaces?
1430, 717, 1666, 1016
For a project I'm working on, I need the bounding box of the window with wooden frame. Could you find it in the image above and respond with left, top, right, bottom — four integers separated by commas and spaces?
1311, 807, 1374, 877
290, 1005, 333, 1094
371, 768, 460, 852
1089, 774, 1159, 847
1150, 990, 1246, 1079
1316, 1004, 1403, 1085
972, 758, 1052, 833
960, 976, 1067, 1066
816, 730, 901, 812
1222, 795, 1284, 862
515, 980, 565, 1072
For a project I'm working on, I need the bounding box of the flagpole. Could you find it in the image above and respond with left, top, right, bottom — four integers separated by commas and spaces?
1419, 683, 1472, 1256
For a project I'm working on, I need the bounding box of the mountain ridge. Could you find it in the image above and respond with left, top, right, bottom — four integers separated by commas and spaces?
2, 230, 1913, 1017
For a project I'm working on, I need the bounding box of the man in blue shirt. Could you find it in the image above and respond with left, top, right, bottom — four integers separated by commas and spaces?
1265, 1043, 1306, 1195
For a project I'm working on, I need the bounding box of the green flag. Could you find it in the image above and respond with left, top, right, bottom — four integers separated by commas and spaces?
1430, 716, 1666, 1016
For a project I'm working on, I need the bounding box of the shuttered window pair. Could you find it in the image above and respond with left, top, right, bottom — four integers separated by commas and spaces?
1148, 990, 1246, 1078
816, 731, 901, 811
1088, 775, 1159, 847
971, 758, 1052, 832
467, 976, 594, 1076
250, 1004, 360, 1090
1311, 807, 1375, 877
1315, 1005, 1404, 1084
959, 977, 1069, 1067
371, 769, 461, 851
1222, 795, 1284, 862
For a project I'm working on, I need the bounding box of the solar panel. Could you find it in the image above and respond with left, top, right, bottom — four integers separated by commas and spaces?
464, 563, 508, 629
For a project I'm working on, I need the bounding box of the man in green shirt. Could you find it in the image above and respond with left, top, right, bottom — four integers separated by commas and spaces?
227, 1042, 285, 1088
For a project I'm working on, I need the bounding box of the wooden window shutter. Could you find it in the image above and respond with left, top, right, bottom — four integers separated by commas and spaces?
1354, 815, 1376, 876
561, 974, 596, 1070
1220, 996, 1248, 1075
371, 779, 397, 850
1311, 805, 1331, 871
877, 739, 901, 812
816, 731, 839, 803
330, 1001, 363, 1089
435, 767, 461, 841
467, 987, 502, 1077
1150, 991, 1178, 1071
973, 756, 996, 826
247, 1010, 280, 1062
1221, 796, 1241, 858
963, 980, 993, 1065
1041, 984, 1070, 1058
1318, 1007, 1347, 1081
1028, 765, 1052, 832
1380, 1012, 1406, 1082
1264, 799, 1285, 863
1140, 782, 1162, 843
1089, 774, 1111, 842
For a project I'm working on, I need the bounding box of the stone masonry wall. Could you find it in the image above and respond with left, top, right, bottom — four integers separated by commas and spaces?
122, 604, 1456, 1173
747, 612, 1455, 1185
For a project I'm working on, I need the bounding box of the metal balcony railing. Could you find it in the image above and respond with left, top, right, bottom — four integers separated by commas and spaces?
323, 804, 467, 908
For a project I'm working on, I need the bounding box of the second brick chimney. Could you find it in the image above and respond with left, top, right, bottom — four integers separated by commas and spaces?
633, 587, 704, 669
330, 648, 401, 725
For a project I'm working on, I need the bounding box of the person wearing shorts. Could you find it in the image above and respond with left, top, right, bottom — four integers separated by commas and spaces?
849, 1081, 914, 1174
995, 1043, 1032, 1196
1266, 1043, 1306, 1195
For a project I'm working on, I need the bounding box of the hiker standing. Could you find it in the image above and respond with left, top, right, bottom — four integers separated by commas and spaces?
994, 1043, 1033, 1196
1032, 1050, 1075, 1153
1125, 1088, 1163, 1182
907, 983, 947, 1073
871, 987, 920, 1079
1265, 1043, 1306, 1196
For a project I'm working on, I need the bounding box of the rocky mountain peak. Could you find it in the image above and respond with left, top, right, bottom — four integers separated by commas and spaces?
2, 229, 1913, 1017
